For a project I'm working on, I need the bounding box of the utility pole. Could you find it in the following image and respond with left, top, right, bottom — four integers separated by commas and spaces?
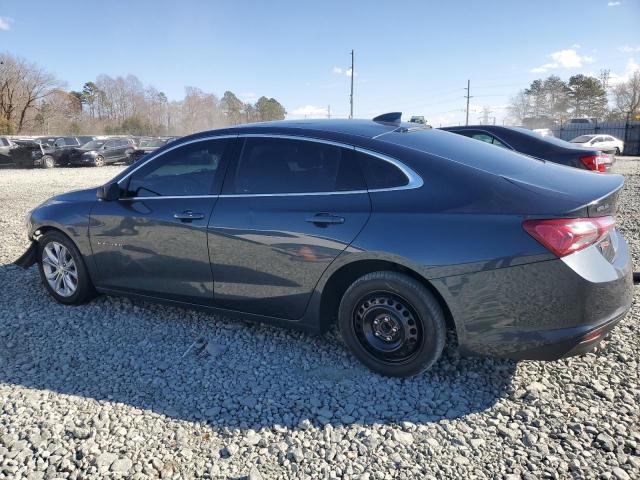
349, 49, 354, 119
464, 79, 472, 126
327, 105, 331, 119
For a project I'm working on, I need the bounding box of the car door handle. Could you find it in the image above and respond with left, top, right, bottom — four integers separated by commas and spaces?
174, 210, 205, 222
305, 213, 345, 226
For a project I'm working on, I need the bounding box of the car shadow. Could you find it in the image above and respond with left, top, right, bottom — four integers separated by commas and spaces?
0, 264, 517, 430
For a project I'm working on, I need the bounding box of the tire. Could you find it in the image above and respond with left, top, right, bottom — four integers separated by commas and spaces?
614, 148, 620, 156
94, 155, 105, 167
338, 271, 446, 377
37, 230, 96, 305
41, 155, 55, 169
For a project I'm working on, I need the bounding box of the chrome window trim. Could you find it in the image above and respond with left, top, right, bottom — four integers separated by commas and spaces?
117, 132, 423, 199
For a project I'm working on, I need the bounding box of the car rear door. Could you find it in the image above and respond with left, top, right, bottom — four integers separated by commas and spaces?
90, 137, 235, 304
208, 136, 371, 319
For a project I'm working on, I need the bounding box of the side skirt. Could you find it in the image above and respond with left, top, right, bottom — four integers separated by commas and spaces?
95, 287, 323, 335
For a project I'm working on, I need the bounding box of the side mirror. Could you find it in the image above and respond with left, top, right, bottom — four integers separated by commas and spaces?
96, 182, 121, 201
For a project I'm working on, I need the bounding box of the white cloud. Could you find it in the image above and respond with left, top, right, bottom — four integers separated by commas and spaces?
608, 58, 640, 86
332, 66, 357, 77
0, 16, 11, 30
619, 45, 640, 53
607, 1, 621, 6
530, 48, 594, 73
291, 105, 328, 118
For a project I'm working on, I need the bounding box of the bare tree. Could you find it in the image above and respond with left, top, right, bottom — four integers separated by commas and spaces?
0, 52, 60, 133
612, 72, 640, 120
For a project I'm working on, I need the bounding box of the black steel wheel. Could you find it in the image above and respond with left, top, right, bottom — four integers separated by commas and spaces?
352, 291, 423, 364
338, 271, 446, 377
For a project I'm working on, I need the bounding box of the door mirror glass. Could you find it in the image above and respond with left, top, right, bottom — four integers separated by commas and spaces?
97, 182, 121, 201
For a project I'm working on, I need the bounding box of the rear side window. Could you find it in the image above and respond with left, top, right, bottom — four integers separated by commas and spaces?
356, 151, 408, 190
127, 139, 230, 197
234, 138, 365, 194
0, 138, 8, 146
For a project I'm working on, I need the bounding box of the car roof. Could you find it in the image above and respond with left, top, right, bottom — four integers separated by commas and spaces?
181, 119, 427, 143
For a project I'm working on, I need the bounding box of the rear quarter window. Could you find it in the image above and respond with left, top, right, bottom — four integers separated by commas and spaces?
356, 151, 408, 189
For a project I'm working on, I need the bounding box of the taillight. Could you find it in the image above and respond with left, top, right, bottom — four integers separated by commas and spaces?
580, 154, 610, 173
523, 216, 615, 257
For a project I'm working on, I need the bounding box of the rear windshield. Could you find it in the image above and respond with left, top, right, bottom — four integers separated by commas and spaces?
570, 135, 593, 143
508, 127, 581, 148
379, 128, 544, 176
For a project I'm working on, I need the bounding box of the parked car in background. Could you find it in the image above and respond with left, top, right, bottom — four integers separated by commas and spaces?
569, 118, 597, 124
7, 138, 46, 168
129, 137, 171, 163
570, 134, 624, 156
15, 116, 633, 377
442, 125, 612, 172
0, 136, 14, 167
32, 136, 97, 168
68, 138, 135, 167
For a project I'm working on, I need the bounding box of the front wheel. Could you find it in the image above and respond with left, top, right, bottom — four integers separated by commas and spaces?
41, 155, 55, 169
94, 155, 105, 167
37, 231, 96, 305
338, 271, 446, 377
614, 147, 620, 156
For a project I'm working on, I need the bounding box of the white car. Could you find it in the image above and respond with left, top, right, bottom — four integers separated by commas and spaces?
570, 134, 624, 155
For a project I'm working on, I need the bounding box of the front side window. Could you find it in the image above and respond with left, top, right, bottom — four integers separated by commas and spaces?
233, 138, 364, 194
126, 139, 230, 197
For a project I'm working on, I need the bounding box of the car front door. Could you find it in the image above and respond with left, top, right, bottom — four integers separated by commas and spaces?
208, 136, 371, 319
90, 136, 235, 304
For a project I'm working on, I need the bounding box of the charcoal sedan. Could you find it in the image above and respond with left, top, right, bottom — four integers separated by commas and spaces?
15, 114, 634, 377
442, 125, 612, 172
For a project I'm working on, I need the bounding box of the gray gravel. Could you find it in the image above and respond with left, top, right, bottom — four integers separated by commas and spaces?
1, 161, 639, 479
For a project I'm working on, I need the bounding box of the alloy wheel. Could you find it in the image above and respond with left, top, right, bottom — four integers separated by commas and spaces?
95, 156, 105, 167
41, 241, 78, 297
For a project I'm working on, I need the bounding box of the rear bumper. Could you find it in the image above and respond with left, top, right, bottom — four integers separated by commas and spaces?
433, 230, 634, 360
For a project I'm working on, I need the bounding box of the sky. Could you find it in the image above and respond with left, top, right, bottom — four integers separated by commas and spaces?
1, 0, 639, 126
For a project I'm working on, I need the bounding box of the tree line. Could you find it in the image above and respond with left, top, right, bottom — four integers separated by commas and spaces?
0, 52, 286, 136
508, 70, 640, 126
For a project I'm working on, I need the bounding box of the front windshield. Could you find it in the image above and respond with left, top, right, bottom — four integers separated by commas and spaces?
570, 135, 594, 143
82, 140, 105, 149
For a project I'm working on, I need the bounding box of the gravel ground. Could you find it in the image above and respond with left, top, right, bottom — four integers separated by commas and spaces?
0, 160, 639, 480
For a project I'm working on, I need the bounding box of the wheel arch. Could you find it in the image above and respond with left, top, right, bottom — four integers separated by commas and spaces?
316, 257, 457, 336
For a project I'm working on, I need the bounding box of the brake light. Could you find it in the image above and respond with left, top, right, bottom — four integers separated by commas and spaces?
523, 216, 615, 257
580, 154, 609, 173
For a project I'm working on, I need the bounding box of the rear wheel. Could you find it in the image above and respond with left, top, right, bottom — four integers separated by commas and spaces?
338, 271, 446, 377
94, 155, 105, 167
42, 155, 55, 169
37, 231, 96, 305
